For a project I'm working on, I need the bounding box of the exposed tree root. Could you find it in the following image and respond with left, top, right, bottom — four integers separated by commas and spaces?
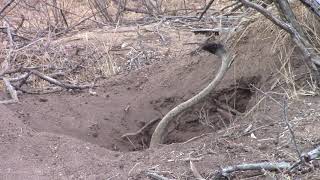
150, 43, 234, 147
121, 117, 161, 139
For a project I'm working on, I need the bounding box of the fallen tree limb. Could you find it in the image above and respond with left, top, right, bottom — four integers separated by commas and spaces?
289, 145, 320, 171
16, 87, 62, 95
31, 70, 91, 90
0, 77, 19, 104
145, 171, 171, 180
213, 162, 291, 179
190, 161, 205, 180
150, 43, 234, 147
213, 144, 320, 179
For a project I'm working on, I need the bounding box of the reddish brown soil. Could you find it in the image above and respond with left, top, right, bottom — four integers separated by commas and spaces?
2, 27, 320, 179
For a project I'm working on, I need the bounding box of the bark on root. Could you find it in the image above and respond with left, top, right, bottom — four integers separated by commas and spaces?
150, 43, 234, 147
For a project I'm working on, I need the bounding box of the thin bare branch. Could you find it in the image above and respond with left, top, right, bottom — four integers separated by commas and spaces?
199, 0, 215, 20
238, 0, 292, 33
121, 117, 161, 139
282, 97, 302, 160
31, 70, 91, 90
214, 162, 291, 179
0, 78, 19, 104
145, 171, 170, 180
0, 0, 15, 17
190, 161, 205, 180
298, 0, 320, 17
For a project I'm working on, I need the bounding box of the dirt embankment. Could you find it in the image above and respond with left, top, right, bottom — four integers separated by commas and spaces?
2, 18, 319, 179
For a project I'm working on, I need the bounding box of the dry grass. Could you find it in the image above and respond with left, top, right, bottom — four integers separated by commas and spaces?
234, 2, 320, 99
1, 0, 319, 95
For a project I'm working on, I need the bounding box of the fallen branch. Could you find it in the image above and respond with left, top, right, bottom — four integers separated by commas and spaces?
213, 162, 291, 179
0, 21, 15, 76
214, 99, 242, 115
150, 43, 234, 147
121, 117, 161, 139
31, 70, 91, 90
0, 77, 19, 104
190, 161, 205, 180
213, 144, 320, 179
145, 171, 171, 180
16, 87, 62, 95
282, 97, 302, 160
290, 145, 320, 171
4, 73, 30, 82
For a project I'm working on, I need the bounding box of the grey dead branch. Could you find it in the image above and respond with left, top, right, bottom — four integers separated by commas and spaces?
145, 144, 320, 179
144, 141, 320, 179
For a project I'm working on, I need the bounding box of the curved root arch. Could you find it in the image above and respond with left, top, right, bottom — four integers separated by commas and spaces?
150, 43, 234, 147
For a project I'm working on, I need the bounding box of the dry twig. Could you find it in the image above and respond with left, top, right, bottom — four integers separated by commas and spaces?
298, 0, 320, 17
145, 171, 171, 180
31, 70, 91, 90
0, 78, 19, 104
190, 161, 205, 180
199, 0, 216, 20
282, 97, 302, 160
121, 117, 161, 139
0, 0, 15, 17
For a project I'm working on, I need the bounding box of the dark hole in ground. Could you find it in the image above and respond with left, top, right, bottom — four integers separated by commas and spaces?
124, 76, 260, 151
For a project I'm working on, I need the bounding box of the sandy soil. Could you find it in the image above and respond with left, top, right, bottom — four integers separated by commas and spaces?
1, 13, 320, 180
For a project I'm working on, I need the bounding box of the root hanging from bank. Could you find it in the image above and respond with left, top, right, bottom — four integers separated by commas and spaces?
150, 43, 235, 147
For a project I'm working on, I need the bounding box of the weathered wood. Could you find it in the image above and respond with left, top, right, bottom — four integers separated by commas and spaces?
150, 43, 234, 147
299, 0, 320, 18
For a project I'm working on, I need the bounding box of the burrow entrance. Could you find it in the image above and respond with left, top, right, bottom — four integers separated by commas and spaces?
12, 75, 260, 152
121, 76, 260, 151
